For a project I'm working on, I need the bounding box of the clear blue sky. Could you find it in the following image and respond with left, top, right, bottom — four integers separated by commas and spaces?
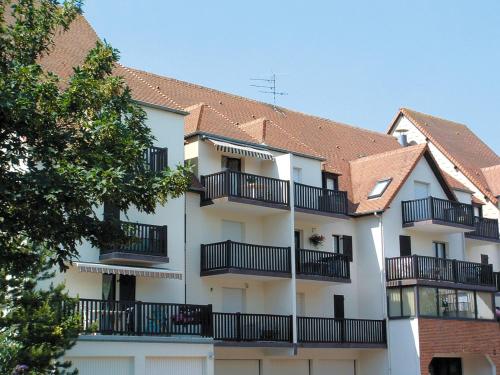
84, 0, 500, 153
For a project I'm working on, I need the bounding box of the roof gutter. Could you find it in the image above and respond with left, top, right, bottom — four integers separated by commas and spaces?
185, 131, 326, 162
349, 209, 385, 218
133, 99, 189, 116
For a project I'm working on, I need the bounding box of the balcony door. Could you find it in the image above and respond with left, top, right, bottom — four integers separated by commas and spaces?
221, 220, 244, 243
414, 181, 430, 199
222, 287, 245, 313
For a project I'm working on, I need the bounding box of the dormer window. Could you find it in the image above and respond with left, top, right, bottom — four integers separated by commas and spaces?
368, 178, 392, 199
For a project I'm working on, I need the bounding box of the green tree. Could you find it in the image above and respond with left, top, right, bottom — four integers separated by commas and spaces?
0, 0, 191, 373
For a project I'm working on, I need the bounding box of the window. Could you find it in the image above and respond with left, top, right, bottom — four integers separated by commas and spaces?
457, 290, 475, 319
419, 287, 438, 316
322, 172, 338, 191
368, 178, 392, 199
333, 294, 345, 319
434, 242, 447, 259
293, 167, 302, 183
387, 287, 416, 318
402, 288, 416, 316
473, 204, 483, 218
387, 289, 402, 318
438, 289, 457, 318
222, 156, 241, 172
399, 235, 412, 257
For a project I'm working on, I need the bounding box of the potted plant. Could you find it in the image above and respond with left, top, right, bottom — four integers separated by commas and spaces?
309, 233, 325, 247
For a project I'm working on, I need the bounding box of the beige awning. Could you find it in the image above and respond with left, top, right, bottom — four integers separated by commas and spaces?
74, 262, 182, 280
207, 138, 274, 160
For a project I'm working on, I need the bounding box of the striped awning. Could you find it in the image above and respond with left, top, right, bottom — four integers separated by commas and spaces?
207, 138, 274, 160
74, 262, 183, 280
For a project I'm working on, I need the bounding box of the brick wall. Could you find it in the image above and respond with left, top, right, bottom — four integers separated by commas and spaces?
418, 318, 500, 375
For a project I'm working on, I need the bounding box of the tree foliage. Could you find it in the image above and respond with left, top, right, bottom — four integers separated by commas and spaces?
0, 0, 191, 373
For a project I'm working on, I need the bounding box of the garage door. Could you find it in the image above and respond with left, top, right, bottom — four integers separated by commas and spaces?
215, 360, 259, 375
267, 360, 309, 375
146, 357, 204, 375
313, 360, 354, 375
66, 357, 133, 375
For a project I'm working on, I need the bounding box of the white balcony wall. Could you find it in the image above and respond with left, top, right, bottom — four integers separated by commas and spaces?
291, 155, 323, 187
355, 215, 385, 319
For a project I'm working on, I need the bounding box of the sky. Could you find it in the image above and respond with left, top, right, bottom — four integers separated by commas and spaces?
83, 0, 500, 153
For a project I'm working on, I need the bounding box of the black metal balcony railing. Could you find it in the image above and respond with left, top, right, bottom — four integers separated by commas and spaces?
385, 255, 495, 287
212, 312, 293, 342
201, 170, 290, 206
75, 299, 212, 337
465, 217, 500, 240
401, 197, 474, 227
201, 241, 291, 275
294, 183, 348, 215
297, 317, 386, 345
495, 272, 500, 292
296, 249, 350, 280
143, 146, 168, 174
72, 300, 388, 346
102, 222, 168, 257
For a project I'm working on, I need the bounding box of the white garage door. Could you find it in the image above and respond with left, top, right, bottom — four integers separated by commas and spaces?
313, 360, 354, 375
66, 357, 133, 375
215, 360, 259, 375
267, 360, 309, 375
146, 357, 204, 375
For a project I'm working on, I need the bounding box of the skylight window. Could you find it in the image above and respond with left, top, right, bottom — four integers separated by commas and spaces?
368, 178, 392, 199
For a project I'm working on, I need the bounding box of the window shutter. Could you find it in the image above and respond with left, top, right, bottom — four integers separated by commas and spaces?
481, 254, 489, 265
342, 235, 353, 262
103, 201, 120, 221
399, 235, 412, 257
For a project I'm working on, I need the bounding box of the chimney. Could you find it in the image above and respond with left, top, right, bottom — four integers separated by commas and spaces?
395, 128, 409, 147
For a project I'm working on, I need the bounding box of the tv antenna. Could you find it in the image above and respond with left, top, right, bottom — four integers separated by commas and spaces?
250, 74, 287, 106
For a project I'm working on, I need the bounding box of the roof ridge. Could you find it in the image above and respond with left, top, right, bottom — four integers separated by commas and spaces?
401, 107, 469, 129
350, 144, 424, 164
122, 65, 399, 141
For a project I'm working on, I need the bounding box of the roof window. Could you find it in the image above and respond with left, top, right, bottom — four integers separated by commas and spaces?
368, 178, 392, 199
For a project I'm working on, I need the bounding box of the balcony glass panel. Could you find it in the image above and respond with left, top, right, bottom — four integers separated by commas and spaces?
419, 287, 438, 316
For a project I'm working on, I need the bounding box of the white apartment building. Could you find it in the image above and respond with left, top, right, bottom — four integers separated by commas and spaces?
35, 13, 499, 375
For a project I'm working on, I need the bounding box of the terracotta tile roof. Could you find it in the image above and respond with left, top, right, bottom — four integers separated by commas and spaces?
481, 164, 500, 197
441, 171, 474, 194
349, 144, 428, 214
389, 108, 500, 203
38, 14, 422, 214
123, 67, 401, 195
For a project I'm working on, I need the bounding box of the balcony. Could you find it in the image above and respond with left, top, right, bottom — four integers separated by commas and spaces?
297, 317, 386, 348
295, 248, 350, 283
213, 312, 292, 345
495, 272, 500, 292
100, 222, 168, 264
401, 196, 475, 233
294, 183, 349, 219
76, 299, 212, 337
385, 255, 495, 289
200, 241, 291, 279
200, 170, 290, 212
465, 217, 500, 243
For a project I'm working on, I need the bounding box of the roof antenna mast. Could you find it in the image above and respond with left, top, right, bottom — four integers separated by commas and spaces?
250, 73, 287, 107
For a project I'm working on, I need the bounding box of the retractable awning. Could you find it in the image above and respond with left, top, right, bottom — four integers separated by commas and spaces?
207, 138, 274, 160
74, 262, 183, 280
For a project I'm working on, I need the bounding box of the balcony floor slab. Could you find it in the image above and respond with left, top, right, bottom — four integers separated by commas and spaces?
403, 219, 475, 234
200, 269, 291, 281
99, 252, 169, 265
201, 197, 289, 216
